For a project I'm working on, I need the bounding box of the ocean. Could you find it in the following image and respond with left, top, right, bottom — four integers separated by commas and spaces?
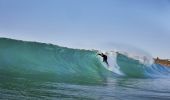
0, 38, 170, 100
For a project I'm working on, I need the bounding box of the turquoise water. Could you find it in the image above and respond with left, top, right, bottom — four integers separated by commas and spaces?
0, 38, 170, 100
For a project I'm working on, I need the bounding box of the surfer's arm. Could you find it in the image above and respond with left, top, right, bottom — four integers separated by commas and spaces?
97, 53, 101, 56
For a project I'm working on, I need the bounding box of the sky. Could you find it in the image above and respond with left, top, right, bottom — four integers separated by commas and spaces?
0, 0, 170, 58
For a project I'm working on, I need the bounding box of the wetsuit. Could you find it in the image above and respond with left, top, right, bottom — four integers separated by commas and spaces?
98, 53, 109, 66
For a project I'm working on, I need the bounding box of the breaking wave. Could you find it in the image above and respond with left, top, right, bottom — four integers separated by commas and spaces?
0, 38, 170, 84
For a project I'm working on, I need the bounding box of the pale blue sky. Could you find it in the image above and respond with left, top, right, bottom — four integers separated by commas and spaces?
0, 0, 170, 58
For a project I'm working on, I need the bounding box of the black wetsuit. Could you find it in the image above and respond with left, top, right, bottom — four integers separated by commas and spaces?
98, 53, 109, 66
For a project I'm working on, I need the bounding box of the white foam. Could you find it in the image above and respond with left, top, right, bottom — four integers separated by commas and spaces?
106, 51, 124, 75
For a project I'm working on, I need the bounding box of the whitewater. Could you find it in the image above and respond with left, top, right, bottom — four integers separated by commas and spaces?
1, 38, 170, 100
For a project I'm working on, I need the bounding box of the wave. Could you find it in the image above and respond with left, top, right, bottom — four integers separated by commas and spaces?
0, 38, 111, 84
116, 52, 170, 78
0, 38, 170, 84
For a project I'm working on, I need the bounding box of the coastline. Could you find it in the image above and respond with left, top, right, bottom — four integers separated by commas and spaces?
154, 57, 170, 67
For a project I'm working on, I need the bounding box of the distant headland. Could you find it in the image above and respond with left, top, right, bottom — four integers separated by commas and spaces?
154, 57, 170, 67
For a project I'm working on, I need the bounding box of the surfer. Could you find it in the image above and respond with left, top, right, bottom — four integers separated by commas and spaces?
98, 53, 109, 66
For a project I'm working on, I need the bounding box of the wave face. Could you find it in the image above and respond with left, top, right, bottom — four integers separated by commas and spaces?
0, 38, 110, 84
0, 38, 170, 84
